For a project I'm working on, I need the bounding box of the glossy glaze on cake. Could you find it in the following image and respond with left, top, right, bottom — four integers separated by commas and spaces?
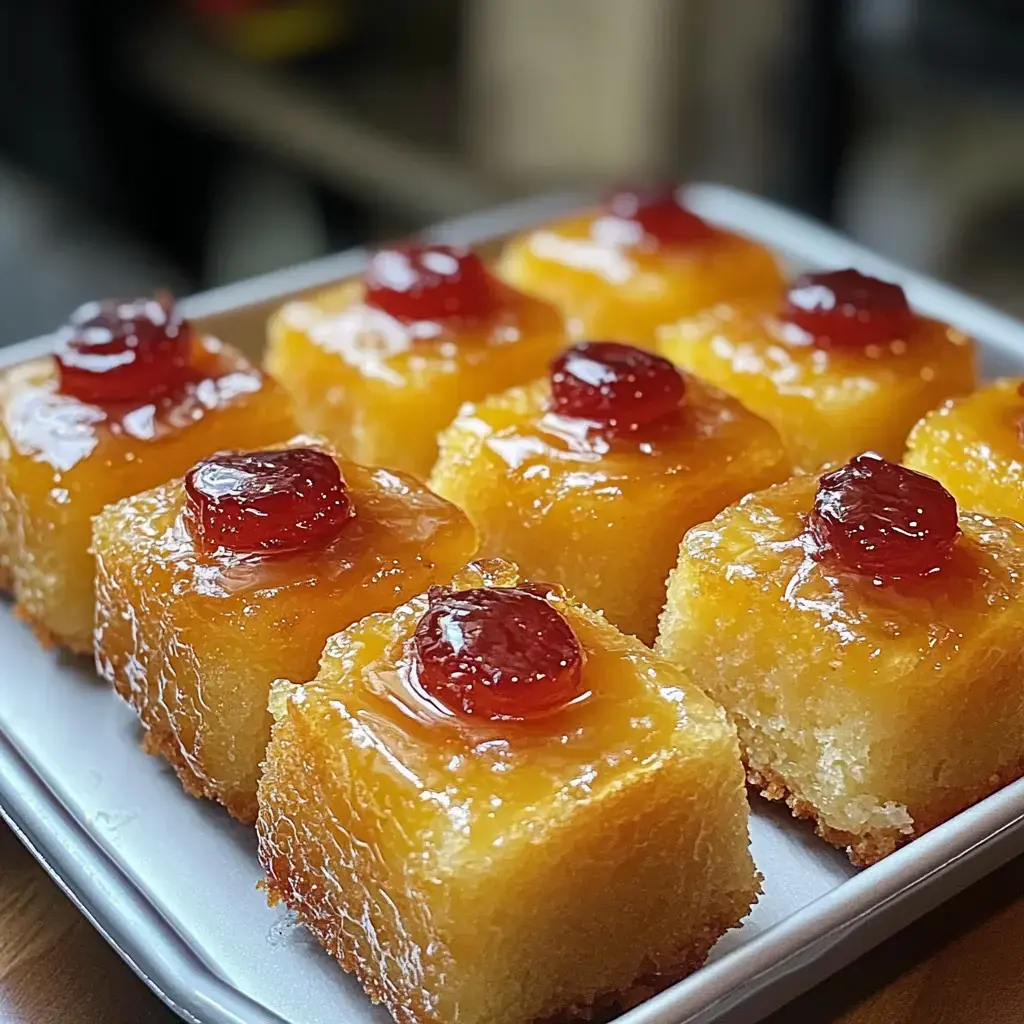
498, 188, 782, 347
657, 457, 1024, 864
659, 269, 976, 471
266, 244, 567, 478
430, 343, 790, 642
257, 558, 759, 1024
0, 298, 297, 651
905, 377, 1024, 523
93, 439, 476, 821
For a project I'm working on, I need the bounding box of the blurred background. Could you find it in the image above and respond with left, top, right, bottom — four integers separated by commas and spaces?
1, 0, 1023, 346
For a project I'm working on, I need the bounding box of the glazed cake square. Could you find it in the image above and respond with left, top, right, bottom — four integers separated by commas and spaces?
266, 246, 566, 479
498, 190, 781, 347
93, 442, 476, 822
257, 559, 759, 1024
430, 369, 789, 643
905, 377, 1024, 523
657, 471, 1024, 865
659, 272, 976, 471
0, 333, 296, 652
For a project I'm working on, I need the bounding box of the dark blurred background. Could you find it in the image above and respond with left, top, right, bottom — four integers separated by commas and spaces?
1, 0, 1023, 345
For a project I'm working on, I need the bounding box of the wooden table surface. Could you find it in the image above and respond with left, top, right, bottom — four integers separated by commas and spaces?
2, 819, 1023, 1024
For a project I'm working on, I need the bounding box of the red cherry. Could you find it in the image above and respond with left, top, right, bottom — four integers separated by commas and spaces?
56, 297, 193, 404
607, 187, 717, 248
183, 448, 354, 557
784, 269, 915, 348
409, 585, 584, 721
363, 244, 502, 324
550, 341, 685, 432
808, 453, 960, 578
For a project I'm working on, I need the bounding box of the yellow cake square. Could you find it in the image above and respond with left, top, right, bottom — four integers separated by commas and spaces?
904, 377, 1024, 523
0, 299, 297, 652
429, 343, 790, 643
266, 244, 567, 479
257, 558, 758, 1024
658, 270, 976, 471
497, 189, 781, 347
93, 440, 476, 822
657, 462, 1024, 865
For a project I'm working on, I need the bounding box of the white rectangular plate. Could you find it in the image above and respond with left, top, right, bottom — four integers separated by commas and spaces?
3, 185, 1024, 1024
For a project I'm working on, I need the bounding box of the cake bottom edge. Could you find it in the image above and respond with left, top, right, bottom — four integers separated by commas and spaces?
12, 598, 92, 655
136, 715, 259, 825
262, 870, 757, 1024
539, 902, 757, 1024
746, 753, 1024, 867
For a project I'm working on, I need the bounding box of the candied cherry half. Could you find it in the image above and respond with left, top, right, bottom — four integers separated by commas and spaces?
409, 585, 584, 721
606, 187, 717, 248
363, 244, 502, 325
808, 452, 960, 579
56, 296, 193, 405
550, 341, 685, 433
784, 269, 916, 348
184, 447, 355, 557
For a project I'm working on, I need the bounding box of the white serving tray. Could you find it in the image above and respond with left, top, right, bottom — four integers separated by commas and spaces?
3, 185, 1024, 1024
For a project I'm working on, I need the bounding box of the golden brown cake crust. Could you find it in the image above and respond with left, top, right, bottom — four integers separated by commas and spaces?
136, 715, 259, 825
13, 601, 91, 655
746, 755, 1024, 868
263, 860, 749, 1024
261, 870, 418, 1024
256, 557, 761, 1024
536, 909, 750, 1024
745, 760, 900, 866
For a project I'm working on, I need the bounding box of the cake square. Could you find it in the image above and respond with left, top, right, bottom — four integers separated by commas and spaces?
656, 463, 1024, 865
266, 244, 566, 479
905, 377, 1024, 523
257, 558, 758, 1024
93, 441, 476, 822
497, 189, 781, 347
658, 269, 976, 471
429, 343, 790, 643
0, 301, 297, 653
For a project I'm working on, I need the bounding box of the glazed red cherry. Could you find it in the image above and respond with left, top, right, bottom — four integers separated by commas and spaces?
550, 341, 685, 432
607, 187, 717, 248
363, 244, 502, 324
409, 585, 584, 721
808, 452, 960, 578
183, 447, 355, 557
785, 269, 915, 348
56, 297, 193, 404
